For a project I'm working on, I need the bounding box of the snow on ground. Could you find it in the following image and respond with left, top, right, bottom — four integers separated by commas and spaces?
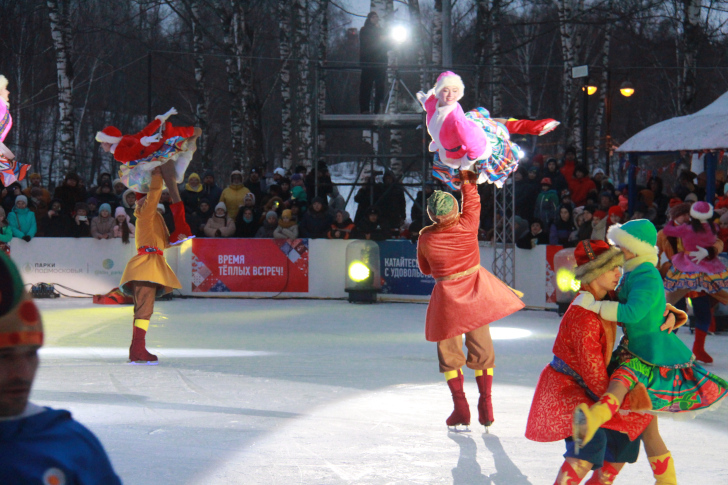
33, 298, 728, 484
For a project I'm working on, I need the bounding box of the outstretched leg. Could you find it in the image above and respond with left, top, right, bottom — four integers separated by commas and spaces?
160, 154, 194, 245
573, 380, 629, 448
642, 418, 676, 484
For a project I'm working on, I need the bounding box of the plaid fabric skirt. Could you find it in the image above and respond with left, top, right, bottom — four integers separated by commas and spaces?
432, 108, 521, 190
118, 136, 194, 193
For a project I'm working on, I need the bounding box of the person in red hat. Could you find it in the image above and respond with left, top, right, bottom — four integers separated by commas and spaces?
526, 240, 679, 484
417, 71, 559, 190
96, 108, 201, 245
417, 169, 524, 430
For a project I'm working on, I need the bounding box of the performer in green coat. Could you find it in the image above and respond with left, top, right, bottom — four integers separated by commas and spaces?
573, 219, 728, 485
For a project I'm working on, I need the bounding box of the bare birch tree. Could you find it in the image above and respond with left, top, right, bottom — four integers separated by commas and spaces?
279, 0, 294, 168
432, 0, 442, 83
557, 0, 578, 153
679, 0, 702, 115
236, 4, 264, 168
218, 1, 244, 168
592, 17, 612, 168
293, 0, 312, 167
316, 0, 329, 153
47, 0, 76, 173
191, 0, 209, 165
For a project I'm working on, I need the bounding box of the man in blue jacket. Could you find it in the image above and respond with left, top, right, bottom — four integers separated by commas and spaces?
0, 251, 122, 484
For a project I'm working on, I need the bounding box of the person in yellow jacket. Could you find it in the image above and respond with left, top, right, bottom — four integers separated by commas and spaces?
120, 167, 181, 364
219, 170, 250, 220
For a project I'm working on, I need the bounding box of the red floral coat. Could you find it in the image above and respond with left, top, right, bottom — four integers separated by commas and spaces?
417, 182, 524, 342
525, 294, 652, 442
113, 119, 194, 164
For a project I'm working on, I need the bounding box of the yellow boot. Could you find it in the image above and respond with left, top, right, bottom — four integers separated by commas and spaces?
649, 451, 677, 485
554, 458, 592, 485
573, 393, 620, 449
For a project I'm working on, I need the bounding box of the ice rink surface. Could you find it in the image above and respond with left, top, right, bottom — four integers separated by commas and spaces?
33, 298, 728, 484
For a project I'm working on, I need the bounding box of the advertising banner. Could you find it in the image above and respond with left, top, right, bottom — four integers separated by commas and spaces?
191, 238, 309, 293
377, 240, 434, 296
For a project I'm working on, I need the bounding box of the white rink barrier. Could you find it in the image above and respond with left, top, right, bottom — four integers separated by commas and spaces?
8, 238, 555, 308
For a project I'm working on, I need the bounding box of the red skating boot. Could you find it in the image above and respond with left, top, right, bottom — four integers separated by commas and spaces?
584, 462, 620, 484
445, 368, 470, 430
693, 328, 713, 364
169, 200, 194, 246
129, 320, 158, 365
475, 369, 494, 428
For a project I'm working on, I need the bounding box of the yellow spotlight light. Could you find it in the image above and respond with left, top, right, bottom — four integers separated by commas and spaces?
556, 267, 581, 293
582, 85, 598, 95
348, 262, 371, 283
620, 81, 635, 97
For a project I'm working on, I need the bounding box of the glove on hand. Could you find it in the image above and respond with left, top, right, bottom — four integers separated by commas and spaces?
140, 134, 162, 147
155, 107, 178, 123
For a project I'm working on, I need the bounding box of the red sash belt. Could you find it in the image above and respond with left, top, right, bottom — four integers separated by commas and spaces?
138, 246, 163, 256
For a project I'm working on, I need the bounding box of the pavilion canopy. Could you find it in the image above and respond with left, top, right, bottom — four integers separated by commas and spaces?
618, 90, 728, 153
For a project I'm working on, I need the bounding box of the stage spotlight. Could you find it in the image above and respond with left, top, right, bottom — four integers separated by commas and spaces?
391, 24, 409, 44
345, 240, 381, 303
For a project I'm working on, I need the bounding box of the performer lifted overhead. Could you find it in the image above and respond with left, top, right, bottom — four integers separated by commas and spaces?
96, 107, 201, 245
417, 71, 559, 190
417, 169, 524, 431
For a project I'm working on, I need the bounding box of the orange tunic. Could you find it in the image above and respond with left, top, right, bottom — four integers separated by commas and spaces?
120, 173, 181, 295
417, 182, 524, 342
526, 302, 652, 442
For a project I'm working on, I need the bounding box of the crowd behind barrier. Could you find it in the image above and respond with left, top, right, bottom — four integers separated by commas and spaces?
3, 149, 724, 259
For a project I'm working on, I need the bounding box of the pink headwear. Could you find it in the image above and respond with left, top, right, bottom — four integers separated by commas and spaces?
690, 201, 714, 221
434, 71, 465, 101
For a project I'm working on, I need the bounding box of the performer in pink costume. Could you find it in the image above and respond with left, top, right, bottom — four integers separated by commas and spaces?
96, 108, 201, 245
417, 71, 559, 189
0, 75, 29, 187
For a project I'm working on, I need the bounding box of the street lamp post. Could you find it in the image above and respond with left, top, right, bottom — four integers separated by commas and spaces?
604, 75, 635, 176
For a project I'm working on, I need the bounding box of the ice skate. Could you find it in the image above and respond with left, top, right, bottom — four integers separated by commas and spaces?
445, 369, 470, 430
128, 323, 159, 365
475, 369, 494, 429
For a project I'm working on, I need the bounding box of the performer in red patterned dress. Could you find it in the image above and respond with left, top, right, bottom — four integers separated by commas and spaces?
526, 240, 683, 484
0, 75, 30, 186
417, 169, 524, 430
96, 108, 200, 245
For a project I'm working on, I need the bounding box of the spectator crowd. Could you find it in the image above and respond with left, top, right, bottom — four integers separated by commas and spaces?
2, 149, 721, 254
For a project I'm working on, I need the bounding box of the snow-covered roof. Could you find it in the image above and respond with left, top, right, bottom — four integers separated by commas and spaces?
618, 90, 728, 153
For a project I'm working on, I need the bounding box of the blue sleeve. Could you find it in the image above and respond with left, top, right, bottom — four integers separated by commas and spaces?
8, 213, 23, 237
64, 421, 122, 485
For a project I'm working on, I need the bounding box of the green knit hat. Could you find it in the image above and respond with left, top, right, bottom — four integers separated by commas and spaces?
0, 251, 43, 348
607, 219, 658, 256
427, 190, 456, 218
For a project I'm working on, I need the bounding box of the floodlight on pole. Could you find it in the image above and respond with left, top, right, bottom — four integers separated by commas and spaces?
391, 24, 409, 45
582, 85, 598, 95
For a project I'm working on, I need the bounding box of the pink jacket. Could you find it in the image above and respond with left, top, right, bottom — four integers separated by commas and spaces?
421, 94, 490, 167
662, 222, 726, 273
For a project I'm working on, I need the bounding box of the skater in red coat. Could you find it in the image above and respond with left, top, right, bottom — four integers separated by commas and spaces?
526, 240, 684, 484
417, 169, 524, 430
96, 108, 201, 245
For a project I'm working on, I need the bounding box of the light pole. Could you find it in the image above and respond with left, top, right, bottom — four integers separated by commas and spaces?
572, 65, 597, 168
604, 75, 634, 176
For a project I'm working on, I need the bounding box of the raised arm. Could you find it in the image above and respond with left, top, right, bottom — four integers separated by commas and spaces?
458, 170, 480, 231
661, 222, 690, 238
139, 171, 164, 218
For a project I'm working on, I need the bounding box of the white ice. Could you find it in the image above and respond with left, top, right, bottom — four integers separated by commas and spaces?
32, 299, 728, 484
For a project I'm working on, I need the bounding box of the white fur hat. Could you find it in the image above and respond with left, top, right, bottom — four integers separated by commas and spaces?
434, 71, 465, 101
690, 201, 714, 221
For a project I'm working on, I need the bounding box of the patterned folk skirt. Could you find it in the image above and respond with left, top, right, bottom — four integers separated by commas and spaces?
611, 345, 728, 415
118, 136, 196, 193
432, 107, 521, 190
664, 266, 728, 295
